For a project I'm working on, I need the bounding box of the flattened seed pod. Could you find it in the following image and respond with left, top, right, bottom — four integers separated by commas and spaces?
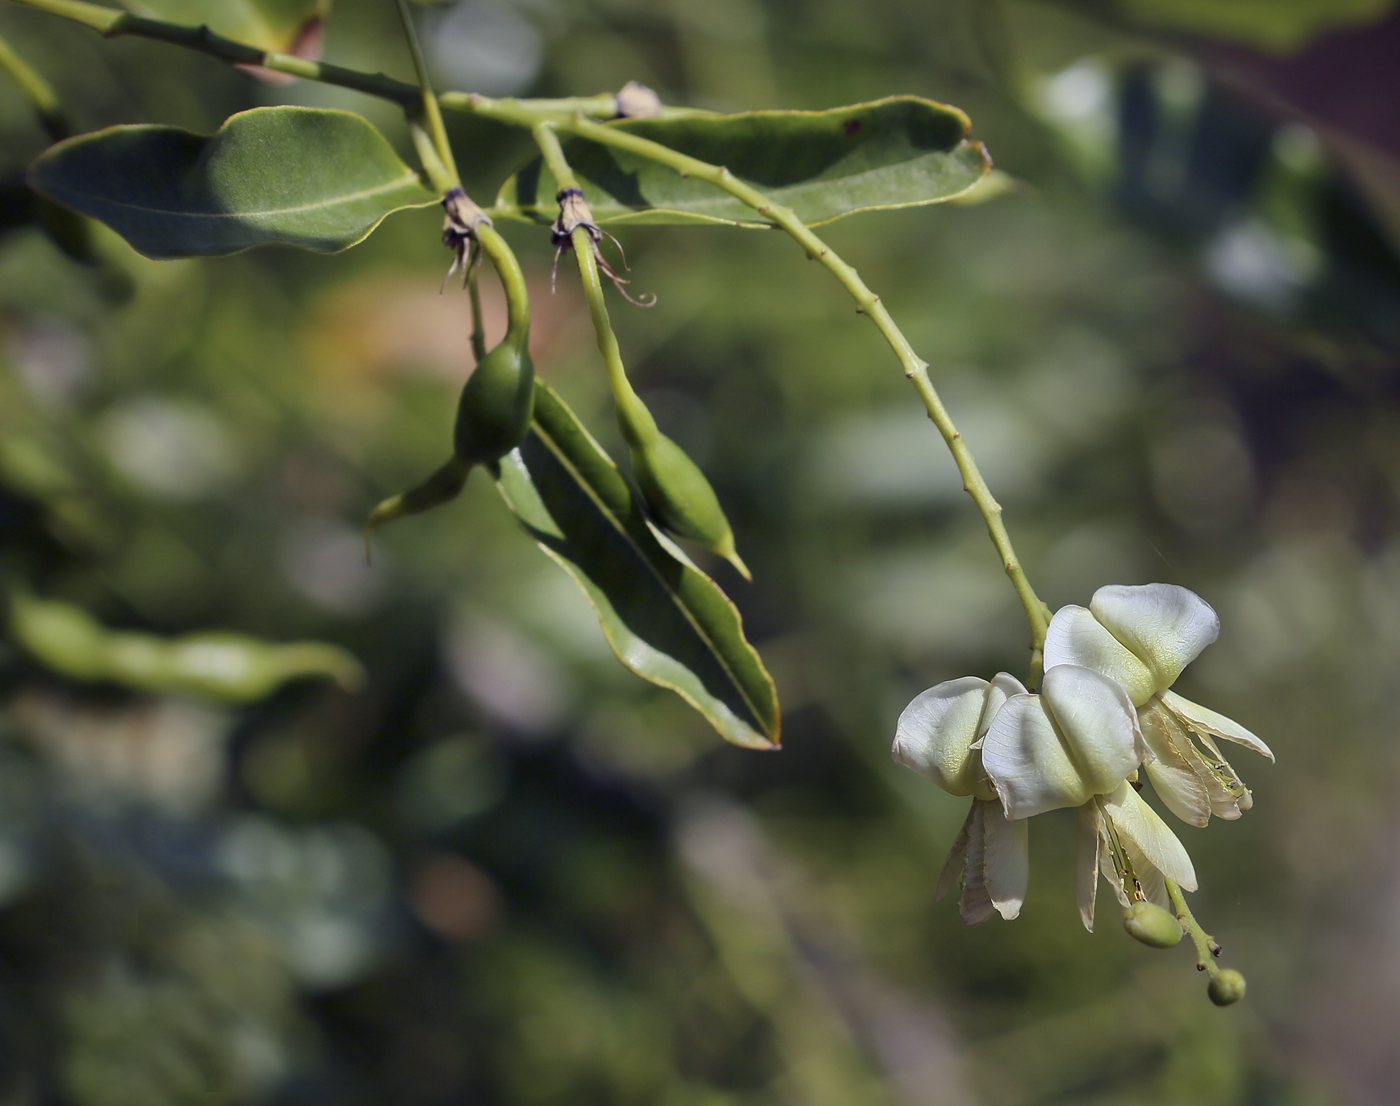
614, 387, 749, 579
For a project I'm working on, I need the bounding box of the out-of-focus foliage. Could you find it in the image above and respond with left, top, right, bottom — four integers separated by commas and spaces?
122, 0, 327, 55
4, 0, 1400, 1104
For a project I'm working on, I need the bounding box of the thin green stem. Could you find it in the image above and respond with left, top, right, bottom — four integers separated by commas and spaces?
0, 30, 69, 139
544, 114, 1051, 660
1165, 877, 1221, 978
475, 223, 529, 340
534, 121, 658, 444
531, 121, 576, 190
392, 0, 457, 185
5, 0, 698, 119
467, 263, 487, 364
408, 120, 455, 193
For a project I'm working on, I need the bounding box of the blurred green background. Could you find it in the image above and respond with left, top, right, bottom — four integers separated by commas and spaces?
4, 0, 1400, 1102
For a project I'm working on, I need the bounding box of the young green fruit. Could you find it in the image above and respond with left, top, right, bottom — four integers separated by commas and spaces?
1122, 901, 1184, 948
1208, 968, 1247, 1006
613, 388, 749, 579
365, 335, 535, 537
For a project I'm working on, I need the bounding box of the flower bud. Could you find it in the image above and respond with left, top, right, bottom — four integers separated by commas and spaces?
1122, 901, 1182, 948
1208, 968, 1247, 1006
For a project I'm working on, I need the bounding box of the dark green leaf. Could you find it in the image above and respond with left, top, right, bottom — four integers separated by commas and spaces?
8, 593, 365, 701
28, 107, 437, 259
494, 383, 780, 749
121, 0, 327, 54
496, 97, 991, 228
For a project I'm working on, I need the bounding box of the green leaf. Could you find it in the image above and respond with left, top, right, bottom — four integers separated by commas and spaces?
8, 592, 365, 702
494, 383, 780, 749
495, 97, 991, 228
120, 0, 328, 54
28, 107, 437, 260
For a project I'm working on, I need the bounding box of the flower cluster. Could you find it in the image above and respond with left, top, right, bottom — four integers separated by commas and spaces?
894, 583, 1272, 940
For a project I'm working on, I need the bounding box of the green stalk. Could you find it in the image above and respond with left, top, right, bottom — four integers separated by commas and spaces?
475, 223, 529, 341
0, 31, 69, 139
467, 263, 487, 364
536, 114, 1052, 664
1165, 877, 1222, 978
392, 0, 457, 186
4, 0, 697, 118
533, 122, 656, 442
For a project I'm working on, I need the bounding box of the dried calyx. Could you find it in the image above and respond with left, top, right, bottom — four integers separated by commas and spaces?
550, 187, 655, 306
441, 185, 492, 287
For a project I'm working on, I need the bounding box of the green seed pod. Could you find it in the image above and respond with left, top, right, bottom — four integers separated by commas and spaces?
613, 389, 750, 580
1122, 901, 1184, 949
453, 336, 535, 465
364, 456, 472, 540
365, 335, 534, 540
1208, 969, 1247, 1006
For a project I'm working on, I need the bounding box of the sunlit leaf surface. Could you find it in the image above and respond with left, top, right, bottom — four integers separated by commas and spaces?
496, 96, 991, 227
28, 107, 437, 259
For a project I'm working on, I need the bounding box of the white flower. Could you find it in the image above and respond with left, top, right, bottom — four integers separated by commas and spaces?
895, 666, 1191, 926
1043, 583, 1274, 826
980, 663, 1149, 819
895, 673, 1028, 922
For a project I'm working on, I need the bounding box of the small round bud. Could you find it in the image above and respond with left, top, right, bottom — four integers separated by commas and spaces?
1208, 969, 1247, 1006
1122, 902, 1183, 949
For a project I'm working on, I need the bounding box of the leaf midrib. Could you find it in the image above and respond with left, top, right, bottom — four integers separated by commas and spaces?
526, 142, 982, 218
45, 170, 428, 222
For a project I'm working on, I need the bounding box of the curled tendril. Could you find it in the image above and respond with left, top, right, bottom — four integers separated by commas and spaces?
441, 186, 492, 290
550, 187, 656, 307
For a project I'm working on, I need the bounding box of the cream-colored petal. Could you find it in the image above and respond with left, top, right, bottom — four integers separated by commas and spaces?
1076, 803, 1101, 932
1139, 700, 1212, 827
973, 672, 1029, 746
981, 799, 1028, 921
1090, 583, 1219, 695
1100, 782, 1197, 892
1123, 834, 1172, 910
1098, 823, 1132, 910
1043, 605, 1157, 705
1041, 665, 1145, 797
935, 802, 975, 903
1177, 724, 1249, 819
894, 676, 994, 798
981, 694, 1092, 819
959, 799, 995, 925
1160, 689, 1275, 761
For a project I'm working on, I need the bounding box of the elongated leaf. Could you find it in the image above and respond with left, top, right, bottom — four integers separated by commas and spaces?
8, 593, 365, 702
121, 0, 328, 55
28, 107, 436, 259
495, 383, 780, 749
496, 97, 991, 228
